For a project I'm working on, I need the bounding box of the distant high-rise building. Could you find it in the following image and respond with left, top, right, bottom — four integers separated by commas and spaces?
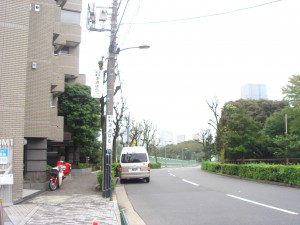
192, 133, 200, 142
177, 135, 185, 144
160, 130, 174, 145
241, 84, 268, 100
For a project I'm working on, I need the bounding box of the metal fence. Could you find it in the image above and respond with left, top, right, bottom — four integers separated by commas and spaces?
120, 208, 129, 225
150, 156, 200, 168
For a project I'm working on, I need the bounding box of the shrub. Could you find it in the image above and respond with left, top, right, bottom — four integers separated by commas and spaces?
150, 162, 161, 169
201, 161, 300, 186
221, 164, 239, 176
201, 161, 221, 173
112, 162, 120, 177
239, 164, 284, 182
97, 170, 103, 188
97, 168, 116, 192
281, 165, 300, 185
92, 164, 101, 171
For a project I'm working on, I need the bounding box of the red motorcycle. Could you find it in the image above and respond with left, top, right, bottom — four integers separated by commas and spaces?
49, 161, 71, 191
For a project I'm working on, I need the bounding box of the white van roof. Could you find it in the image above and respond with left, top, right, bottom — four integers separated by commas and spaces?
121, 146, 147, 154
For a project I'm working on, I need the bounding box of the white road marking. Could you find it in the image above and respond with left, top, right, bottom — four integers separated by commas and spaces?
227, 194, 298, 215
182, 179, 199, 186
170, 173, 176, 177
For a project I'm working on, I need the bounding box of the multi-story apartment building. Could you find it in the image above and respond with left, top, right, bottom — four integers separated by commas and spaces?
0, 0, 83, 205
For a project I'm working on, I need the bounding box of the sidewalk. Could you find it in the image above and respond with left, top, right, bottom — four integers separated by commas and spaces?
3, 172, 120, 225
3, 172, 146, 225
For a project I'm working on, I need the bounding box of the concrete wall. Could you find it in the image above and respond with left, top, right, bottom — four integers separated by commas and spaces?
0, 0, 30, 203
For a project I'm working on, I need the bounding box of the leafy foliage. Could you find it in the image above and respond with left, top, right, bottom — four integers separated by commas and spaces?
141, 120, 159, 155
199, 129, 216, 161
218, 99, 287, 161
282, 74, 300, 106
202, 161, 300, 185
157, 141, 203, 161
97, 169, 116, 191
150, 162, 161, 169
58, 83, 101, 163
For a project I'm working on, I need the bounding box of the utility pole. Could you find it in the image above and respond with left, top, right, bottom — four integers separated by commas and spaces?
102, 0, 118, 198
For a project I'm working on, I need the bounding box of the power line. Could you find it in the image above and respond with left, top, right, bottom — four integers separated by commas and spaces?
119, 0, 143, 48
123, 0, 282, 25
116, 0, 130, 37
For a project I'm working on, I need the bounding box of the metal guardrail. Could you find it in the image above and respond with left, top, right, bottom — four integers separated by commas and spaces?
120, 208, 129, 225
149, 156, 200, 167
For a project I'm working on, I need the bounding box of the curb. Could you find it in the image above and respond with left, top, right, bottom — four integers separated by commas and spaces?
115, 184, 146, 225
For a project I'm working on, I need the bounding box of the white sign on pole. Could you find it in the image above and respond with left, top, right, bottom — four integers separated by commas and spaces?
106, 115, 113, 153
0, 174, 13, 185
91, 70, 103, 98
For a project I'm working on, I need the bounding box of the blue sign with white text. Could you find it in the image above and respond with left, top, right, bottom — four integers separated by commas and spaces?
0, 148, 8, 164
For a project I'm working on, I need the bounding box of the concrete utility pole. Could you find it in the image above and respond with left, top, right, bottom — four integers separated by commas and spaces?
102, 0, 118, 198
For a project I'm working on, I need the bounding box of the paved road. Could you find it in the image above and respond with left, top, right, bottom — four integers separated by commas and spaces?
124, 167, 300, 225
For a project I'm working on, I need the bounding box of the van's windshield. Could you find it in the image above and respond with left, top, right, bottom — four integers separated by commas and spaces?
121, 153, 147, 163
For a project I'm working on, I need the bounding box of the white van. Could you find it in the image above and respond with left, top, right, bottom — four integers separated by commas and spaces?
119, 146, 150, 183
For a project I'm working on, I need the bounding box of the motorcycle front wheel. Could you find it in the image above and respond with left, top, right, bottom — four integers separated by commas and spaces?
49, 179, 58, 191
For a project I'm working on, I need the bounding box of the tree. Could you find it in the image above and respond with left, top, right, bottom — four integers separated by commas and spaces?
157, 141, 203, 160
112, 101, 126, 163
151, 139, 161, 163
199, 129, 215, 161
264, 110, 286, 137
271, 74, 300, 163
219, 99, 287, 161
129, 120, 143, 146
282, 75, 300, 107
58, 83, 101, 164
141, 120, 158, 155
222, 106, 264, 161
207, 98, 225, 163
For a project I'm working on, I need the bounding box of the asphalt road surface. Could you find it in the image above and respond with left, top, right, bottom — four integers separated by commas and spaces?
124, 167, 300, 225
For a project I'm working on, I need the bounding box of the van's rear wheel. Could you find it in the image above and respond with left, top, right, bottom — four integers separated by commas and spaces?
145, 177, 150, 183
120, 179, 124, 184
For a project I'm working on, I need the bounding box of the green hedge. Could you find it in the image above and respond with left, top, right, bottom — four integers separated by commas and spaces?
221, 164, 239, 176
201, 161, 300, 186
150, 162, 161, 169
201, 161, 221, 172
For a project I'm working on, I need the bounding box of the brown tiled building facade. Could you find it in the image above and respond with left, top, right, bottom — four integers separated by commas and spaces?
0, 0, 83, 204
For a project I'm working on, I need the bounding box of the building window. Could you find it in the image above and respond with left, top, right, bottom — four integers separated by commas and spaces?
60, 46, 70, 54
50, 93, 57, 108
61, 10, 80, 25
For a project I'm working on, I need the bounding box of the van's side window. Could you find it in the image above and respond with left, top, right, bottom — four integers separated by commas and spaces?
121, 153, 147, 163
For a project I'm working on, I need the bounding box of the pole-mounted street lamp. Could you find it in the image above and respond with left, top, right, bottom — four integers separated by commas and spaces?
116, 45, 150, 54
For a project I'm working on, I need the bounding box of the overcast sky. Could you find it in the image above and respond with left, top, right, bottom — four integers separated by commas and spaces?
80, 0, 300, 142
